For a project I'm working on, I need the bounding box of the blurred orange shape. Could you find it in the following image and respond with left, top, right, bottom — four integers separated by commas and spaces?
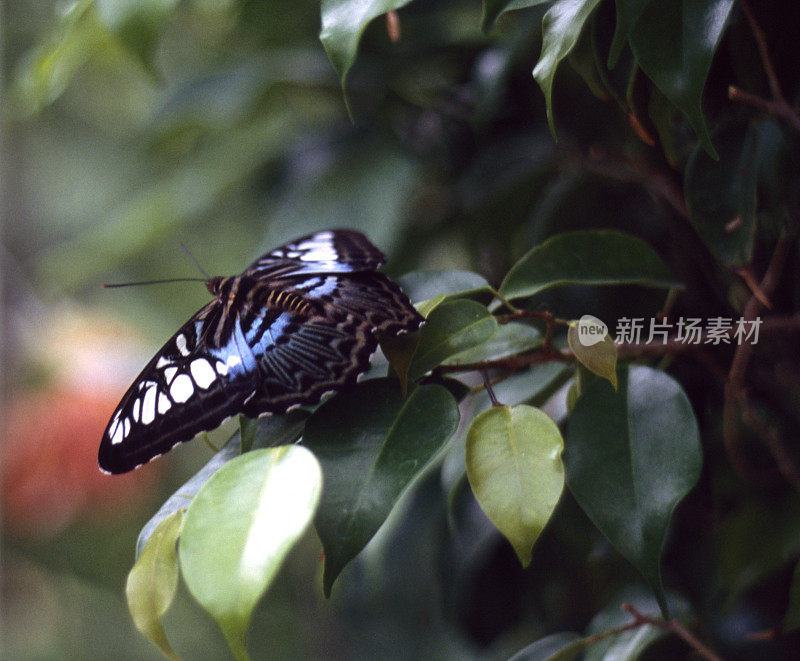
1, 386, 161, 538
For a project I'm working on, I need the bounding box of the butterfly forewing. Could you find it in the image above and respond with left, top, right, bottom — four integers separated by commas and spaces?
100, 230, 423, 474
99, 302, 261, 473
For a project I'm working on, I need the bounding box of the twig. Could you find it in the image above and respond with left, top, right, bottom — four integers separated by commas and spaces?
481, 370, 502, 406
729, 1, 800, 133
619, 603, 723, 661
724, 233, 794, 484
728, 86, 800, 133
740, 0, 785, 104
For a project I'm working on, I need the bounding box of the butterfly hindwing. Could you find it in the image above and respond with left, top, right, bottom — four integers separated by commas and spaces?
245, 229, 386, 278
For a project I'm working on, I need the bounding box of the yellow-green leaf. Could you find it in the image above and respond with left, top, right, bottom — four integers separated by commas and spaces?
567, 316, 618, 389
466, 405, 565, 566
126, 509, 186, 661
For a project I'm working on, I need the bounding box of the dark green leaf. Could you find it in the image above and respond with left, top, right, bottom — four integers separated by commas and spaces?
304, 378, 460, 595
136, 412, 308, 557
499, 230, 680, 300
407, 299, 498, 381
607, 0, 650, 67
466, 405, 565, 565
629, 0, 735, 158
444, 321, 542, 365
482, 0, 552, 33
379, 330, 421, 396
685, 122, 761, 266
238, 415, 259, 453
319, 0, 415, 88
533, 0, 604, 137
565, 366, 702, 615
179, 446, 322, 660
396, 270, 492, 304
508, 632, 587, 661
126, 509, 185, 661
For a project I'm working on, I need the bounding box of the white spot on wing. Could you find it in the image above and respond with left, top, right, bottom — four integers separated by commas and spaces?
158, 393, 171, 414
156, 355, 171, 368
123, 417, 131, 436
141, 384, 157, 425
175, 333, 189, 356
215, 360, 228, 375
110, 420, 124, 445
227, 355, 242, 369
164, 366, 178, 384
170, 373, 194, 403
132, 398, 141, 422
298, 234, 337, 262
190, 359, 216, 389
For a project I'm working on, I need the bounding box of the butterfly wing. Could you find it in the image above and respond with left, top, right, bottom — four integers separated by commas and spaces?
239, 272, 424, 418
98, 301, 264, 473
245, 229, 386, 278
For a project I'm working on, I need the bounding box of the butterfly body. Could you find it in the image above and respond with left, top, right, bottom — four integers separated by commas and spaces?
99, 230, 423, 474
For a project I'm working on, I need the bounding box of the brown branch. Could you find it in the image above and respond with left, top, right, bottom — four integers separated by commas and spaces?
437, 312, 800, 378
723, 233, 794, 484
618, 604, 723, 661
585, 604, 722, 661
729, 1, 800, 133
728, 86, 800, 133
740, 0, 785, 104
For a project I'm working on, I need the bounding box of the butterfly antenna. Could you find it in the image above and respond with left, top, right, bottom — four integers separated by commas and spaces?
103, 277, 208, 288
179, 241, 212, 280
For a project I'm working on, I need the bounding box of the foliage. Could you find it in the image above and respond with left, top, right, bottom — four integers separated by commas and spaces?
6, 0, 800, 659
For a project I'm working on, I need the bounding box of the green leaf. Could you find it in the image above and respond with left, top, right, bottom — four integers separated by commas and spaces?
95, 0, 179, 74
319, 0, 415, 88
415, 293, 447, 318
629, 0, 735, 158
179, 446, 322, 661
783, 559, 800, 632
685, 122, 762, 266
397, 270, 492, 304
466, 405, 565, 566
607, 0, 650, 67
304, 378, 459, 595
482, 0, 552, 33
533, 0, 604, 138
499, 230, 680, 300
565, 366, 702, 615
126, 509, 185, 661
238, 415, 259, 454
11, 1, 111, 116
379, 329, 421, 396
137, 411, 308, 557
567, 317, 618, 389
407, 299, 498, 381
508, 632, 588, 661
444, 321, 542, 365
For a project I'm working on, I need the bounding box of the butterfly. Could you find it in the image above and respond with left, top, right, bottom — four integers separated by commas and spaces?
99, 230, 424, 474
